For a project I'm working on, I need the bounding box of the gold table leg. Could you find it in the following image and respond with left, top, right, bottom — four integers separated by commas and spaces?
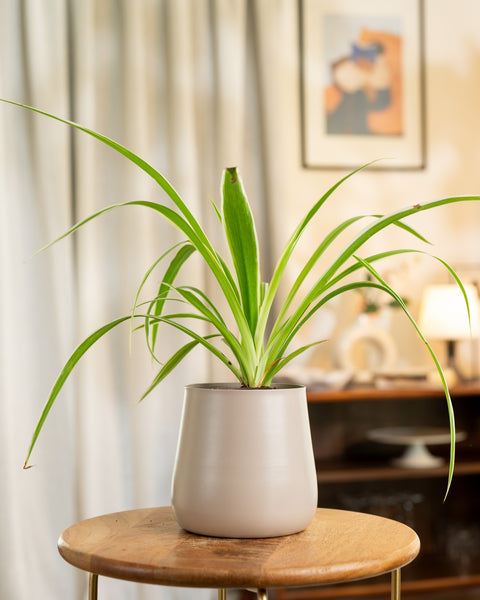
391, 568, 401, 600
85, 574, 399, 600
256, 589, 268, 600
89, 573, 98, 600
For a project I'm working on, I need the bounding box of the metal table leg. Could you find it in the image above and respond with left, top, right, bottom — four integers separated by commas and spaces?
85, 571, 395, 599
89, 573, 98, 600
391, 569, 401, 600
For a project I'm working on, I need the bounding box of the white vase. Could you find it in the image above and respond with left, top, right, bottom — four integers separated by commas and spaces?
171, 383, 318, 538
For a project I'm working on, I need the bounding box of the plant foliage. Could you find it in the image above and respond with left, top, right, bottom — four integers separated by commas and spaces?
2, 100, 479, 494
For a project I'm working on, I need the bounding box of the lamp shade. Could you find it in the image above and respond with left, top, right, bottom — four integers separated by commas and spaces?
418, 284, 480, 341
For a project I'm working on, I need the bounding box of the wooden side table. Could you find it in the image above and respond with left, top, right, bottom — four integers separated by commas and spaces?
58, 506, 420, 600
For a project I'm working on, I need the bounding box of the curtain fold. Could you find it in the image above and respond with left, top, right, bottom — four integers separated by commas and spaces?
0, 1, 79, 598
0, 1, 276, 598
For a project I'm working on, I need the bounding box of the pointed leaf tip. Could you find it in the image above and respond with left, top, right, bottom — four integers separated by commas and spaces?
226, 167, 238, 184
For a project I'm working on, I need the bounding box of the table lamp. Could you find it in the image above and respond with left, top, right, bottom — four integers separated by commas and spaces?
418, 284, 480, 381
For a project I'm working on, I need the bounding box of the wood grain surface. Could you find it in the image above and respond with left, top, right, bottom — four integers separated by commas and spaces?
58, 507, 419, 588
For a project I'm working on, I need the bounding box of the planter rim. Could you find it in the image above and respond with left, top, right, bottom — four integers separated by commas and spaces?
185, 382, 305, 391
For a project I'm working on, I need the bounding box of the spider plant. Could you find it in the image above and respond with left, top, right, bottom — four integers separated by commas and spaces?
2, 100, 478, 494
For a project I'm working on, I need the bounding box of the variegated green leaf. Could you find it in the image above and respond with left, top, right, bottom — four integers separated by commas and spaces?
222, 167, 260, 333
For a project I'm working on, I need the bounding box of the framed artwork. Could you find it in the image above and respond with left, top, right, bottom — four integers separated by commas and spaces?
300, 0, 425, 170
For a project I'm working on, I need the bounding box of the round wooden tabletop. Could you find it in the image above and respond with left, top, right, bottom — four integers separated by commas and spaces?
58, 506, 420, 589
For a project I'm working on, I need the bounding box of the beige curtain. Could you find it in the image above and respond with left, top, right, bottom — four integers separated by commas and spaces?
0, 1, 79, 598
0, 0, 290, 598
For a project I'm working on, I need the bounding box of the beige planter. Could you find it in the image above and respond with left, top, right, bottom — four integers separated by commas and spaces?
171, 383, 318, 538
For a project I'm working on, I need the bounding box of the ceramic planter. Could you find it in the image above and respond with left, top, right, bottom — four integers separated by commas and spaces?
171, 383, 318, 538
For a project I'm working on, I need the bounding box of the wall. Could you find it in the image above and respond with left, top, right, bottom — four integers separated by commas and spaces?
257, 0, 480, 377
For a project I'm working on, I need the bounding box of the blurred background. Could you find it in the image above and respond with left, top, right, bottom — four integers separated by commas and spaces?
1, 1, 479, 599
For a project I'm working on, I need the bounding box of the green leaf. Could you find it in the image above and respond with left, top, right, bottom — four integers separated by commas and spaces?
139, 335, 219, 402
209, 197, 223, 223
179, 285, 227, 325
262, 339, 326, 386
354, 255, 456, 496
273, 214, 430, 338
0, 100, 205, 241
222, 167, 260, 333
317, 196, 480, 296
130, 242, 192, 347
1, 100, 256, 369
150, 314, 244, 382
5, 96, 477, 480
24, 315, 132, 467
215, 252, 241, 302
383, 217, 432, 245
324, 249, 420, 291
255, 161, 377, 352
274, 215, 366, 331
272, 196, 480, 363
261, 281, 379, 376
149, 244, 196, 353
173, 285, 246, 367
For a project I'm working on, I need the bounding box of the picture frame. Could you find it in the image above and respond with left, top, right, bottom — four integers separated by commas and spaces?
299, 0, 426, 170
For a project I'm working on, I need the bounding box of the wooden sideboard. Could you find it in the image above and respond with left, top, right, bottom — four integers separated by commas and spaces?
282, 382, 480, 600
